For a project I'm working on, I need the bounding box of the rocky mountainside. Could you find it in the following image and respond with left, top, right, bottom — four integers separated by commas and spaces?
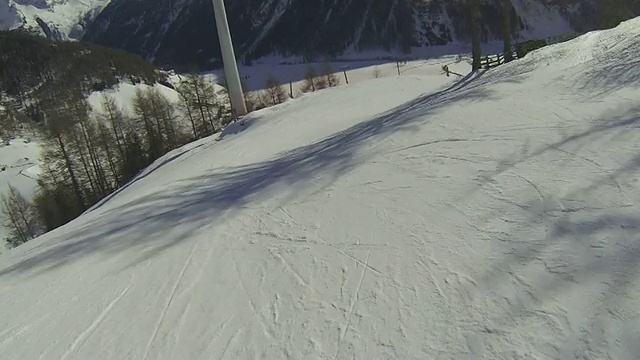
0, 0, 110, 39
83, 0, 640, 70
2, 0, 637, 70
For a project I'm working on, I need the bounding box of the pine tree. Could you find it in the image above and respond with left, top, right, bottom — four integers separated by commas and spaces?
2, 185, 39, 247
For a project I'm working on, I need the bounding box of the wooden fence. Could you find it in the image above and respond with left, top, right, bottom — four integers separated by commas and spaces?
480, 31, 584, 70
481, 53, 506, 69
480, 49, 521, 69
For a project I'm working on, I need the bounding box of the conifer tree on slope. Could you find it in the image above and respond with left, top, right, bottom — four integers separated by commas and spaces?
2, 185, 38, 248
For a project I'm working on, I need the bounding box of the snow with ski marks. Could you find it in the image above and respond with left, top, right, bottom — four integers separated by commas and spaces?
1, 17, 640, 359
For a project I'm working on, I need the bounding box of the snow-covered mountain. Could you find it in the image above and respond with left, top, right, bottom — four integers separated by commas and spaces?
0, 0, 110, 39
1, 15, 639, 358
2, 0, 637, 69
82, 0, 636, 70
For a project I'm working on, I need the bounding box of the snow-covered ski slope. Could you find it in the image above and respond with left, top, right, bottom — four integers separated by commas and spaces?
1, 17, 640, 359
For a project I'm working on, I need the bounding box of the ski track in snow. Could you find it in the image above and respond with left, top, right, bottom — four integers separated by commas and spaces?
1, 17, 640, 359
142, 239, 199, 360
61, 280, 133, 360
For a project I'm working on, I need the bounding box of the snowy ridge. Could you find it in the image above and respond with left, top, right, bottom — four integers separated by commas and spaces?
0, 0, 110, 38
1, 17, 640, 359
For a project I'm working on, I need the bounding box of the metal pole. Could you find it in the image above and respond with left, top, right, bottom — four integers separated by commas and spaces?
341, 65, 349, 84
212, 0, 247, 117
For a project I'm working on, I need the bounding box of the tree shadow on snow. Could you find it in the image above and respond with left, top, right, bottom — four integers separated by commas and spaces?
87, 118, 260, 214
216, 116, 259, 140
470, 104, 640, 357
0, 70, 499, 277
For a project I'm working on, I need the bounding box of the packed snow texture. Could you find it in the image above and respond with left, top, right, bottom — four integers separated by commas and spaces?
1, 17, 640, 359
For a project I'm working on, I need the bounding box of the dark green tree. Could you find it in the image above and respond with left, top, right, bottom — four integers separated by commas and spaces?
2, 185, 39, 247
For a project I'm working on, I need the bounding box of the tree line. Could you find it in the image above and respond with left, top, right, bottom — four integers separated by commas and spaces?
0, 30, 160, 108
0, 72, 234, 248
467, 0, 638, 71
1, 61, 345, 248
242, 62, 341, 112
467, 0, 513, 71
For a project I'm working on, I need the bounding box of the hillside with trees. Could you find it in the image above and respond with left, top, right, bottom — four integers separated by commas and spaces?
0, 31, 239, 249
0, 30, 161, 109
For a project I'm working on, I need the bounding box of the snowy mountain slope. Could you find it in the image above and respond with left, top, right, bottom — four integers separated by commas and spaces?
83, 0, 605, 70
1, 16, 640, 359
0, 0, 109, 39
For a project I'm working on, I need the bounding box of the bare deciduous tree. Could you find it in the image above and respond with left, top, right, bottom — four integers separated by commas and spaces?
321, 62, 340, 88
177, 73, 221, 138
265, 75, 288, 106
301, 65, 319, 93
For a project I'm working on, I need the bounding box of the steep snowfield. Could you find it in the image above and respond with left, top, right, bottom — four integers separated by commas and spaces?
1, 17, 640, 359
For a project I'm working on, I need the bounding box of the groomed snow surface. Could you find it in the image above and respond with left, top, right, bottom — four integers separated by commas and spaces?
1, 17, 640, 359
